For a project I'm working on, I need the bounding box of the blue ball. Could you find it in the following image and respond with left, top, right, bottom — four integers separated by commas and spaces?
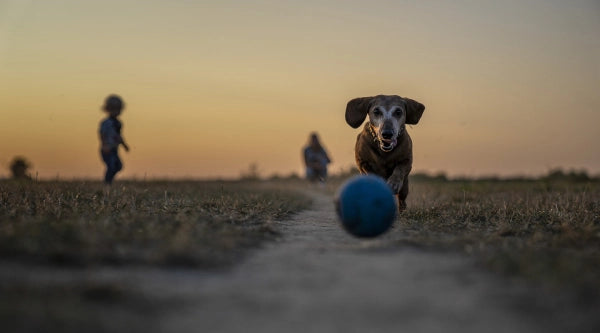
335, 175, 397, 238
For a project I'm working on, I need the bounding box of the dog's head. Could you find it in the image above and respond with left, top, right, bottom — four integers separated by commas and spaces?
345, 95, 425, 152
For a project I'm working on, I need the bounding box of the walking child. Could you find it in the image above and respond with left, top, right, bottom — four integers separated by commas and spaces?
99, 94, 129, 185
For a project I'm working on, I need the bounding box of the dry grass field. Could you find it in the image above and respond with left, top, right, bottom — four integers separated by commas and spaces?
0, 180, 312, 332
0, 177, 599, 332
400, 179, 600, 297
314, 174, 600, 297
1, 178, 599, 291
0, 180, 311, 267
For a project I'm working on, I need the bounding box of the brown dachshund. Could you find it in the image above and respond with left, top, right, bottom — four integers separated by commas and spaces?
345, 95, 425, 211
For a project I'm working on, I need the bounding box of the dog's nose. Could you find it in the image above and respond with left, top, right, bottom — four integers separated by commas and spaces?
381, 130, 394, 139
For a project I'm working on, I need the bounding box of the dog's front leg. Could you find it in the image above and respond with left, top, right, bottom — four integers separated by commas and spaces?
357, 160, 375, 175
387, 164, 411, 194
387, 177, 404, 194
388, 168, 410, 212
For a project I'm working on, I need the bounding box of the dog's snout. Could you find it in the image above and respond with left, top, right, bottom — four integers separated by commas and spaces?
381, 130, 394, 139
381, 121, 395, 139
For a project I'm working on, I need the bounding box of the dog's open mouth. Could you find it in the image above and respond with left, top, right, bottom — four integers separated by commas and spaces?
379, 138, 397, 152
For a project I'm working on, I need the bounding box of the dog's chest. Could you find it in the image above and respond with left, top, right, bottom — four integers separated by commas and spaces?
374, 154, 404, 178
356, 131, 411, 178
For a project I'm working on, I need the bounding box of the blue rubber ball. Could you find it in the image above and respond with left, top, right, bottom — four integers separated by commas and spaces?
335, 175, 397, 238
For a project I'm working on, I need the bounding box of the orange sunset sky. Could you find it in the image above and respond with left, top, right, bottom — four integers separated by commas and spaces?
1, 0, 599, 179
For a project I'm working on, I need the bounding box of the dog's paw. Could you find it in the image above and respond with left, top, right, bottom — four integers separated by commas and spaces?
387, 179, 403, 193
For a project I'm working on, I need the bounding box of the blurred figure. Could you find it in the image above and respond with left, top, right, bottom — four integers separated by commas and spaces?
9, 156, 32, 180
303, 132, 331, 184
99, 94, 129, 185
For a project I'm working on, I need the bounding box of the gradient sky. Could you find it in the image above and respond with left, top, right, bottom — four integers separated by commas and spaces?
1, 0, 599, 179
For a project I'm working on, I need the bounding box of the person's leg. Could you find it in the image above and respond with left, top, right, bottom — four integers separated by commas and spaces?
102, 150, 121, 185
114, 152, 123, 175
306, 167, 316, 182
101, 151, 112, 184
320, 166, 328, 182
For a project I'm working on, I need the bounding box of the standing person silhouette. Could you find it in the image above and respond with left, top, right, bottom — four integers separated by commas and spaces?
99, 95, 129, 186
303, 132, 331, 185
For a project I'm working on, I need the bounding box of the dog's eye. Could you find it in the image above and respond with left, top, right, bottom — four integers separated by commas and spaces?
394, 109, 403, 117
373, 109, 382, 116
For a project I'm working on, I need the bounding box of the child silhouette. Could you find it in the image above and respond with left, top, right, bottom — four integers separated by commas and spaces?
99, 95, 129, 185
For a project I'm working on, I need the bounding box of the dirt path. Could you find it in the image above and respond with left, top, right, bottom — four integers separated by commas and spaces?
152, 190, 595, 332
3, 190, 597, 332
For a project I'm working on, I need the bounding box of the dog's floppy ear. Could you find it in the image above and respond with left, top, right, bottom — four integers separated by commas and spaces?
345, 97, 373, 128
405, 98, 425, 125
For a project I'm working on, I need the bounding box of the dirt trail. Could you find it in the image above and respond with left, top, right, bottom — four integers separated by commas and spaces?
153, 190, 595, 332
3, 190, 597, 332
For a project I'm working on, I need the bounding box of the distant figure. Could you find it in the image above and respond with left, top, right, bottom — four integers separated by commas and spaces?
9, 156, 32, 180
99, 94, 129, 185
303, 132, 331, 184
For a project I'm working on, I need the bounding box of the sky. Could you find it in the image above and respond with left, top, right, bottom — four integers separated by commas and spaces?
1, 0, 599, 179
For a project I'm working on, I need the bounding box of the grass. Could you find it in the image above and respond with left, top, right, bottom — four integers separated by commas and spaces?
0, 180, 311, 267
2, 177, 600, 331
2, 178, 599, 291
398, 179, 600, 296
0, 179, 312, 333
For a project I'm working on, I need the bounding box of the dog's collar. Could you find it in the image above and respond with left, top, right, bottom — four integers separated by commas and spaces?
367, 123, 378, 143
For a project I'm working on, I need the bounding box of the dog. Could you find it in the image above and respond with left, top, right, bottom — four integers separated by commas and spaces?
345, 95, 425, 211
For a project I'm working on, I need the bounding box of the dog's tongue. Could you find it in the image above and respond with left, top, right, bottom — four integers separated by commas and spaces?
381, 138, 397, 151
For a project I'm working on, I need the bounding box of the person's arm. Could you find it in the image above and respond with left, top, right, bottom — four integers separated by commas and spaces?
323, 149, 331, 164
118, 135, 129, 152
